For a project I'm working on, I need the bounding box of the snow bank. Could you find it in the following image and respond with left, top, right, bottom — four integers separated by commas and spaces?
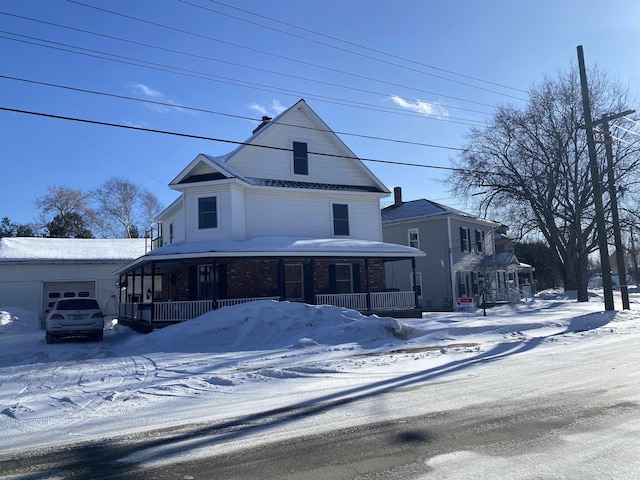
125, 300, 415, 352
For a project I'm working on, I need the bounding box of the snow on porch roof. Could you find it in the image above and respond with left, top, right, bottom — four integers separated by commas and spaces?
115, 236, 424, 274
0, 237, 148, 263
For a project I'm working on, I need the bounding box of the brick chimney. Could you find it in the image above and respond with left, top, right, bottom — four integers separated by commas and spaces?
252, 116, 272, 134
393, 186, 402, 206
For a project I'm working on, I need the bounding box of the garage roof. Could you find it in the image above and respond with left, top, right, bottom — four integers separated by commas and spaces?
0, 237, 148, 263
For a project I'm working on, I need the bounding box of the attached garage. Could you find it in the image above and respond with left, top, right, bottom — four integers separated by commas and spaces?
0, 237, 147, 327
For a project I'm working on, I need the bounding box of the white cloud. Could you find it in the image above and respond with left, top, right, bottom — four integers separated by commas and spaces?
131, 83, 164, 99
249, 99, 288, 118
129, 83, 188, 114
388, 95, 449, 117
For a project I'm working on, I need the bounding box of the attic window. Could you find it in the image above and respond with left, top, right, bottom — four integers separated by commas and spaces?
293, 141, 308, 175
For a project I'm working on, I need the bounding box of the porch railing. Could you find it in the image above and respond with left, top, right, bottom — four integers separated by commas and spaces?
217, 297, 281, 308
155, 300, 215, 322
316, 293, 368, 310
119, 291, 417, 324
370, 291, 416, 310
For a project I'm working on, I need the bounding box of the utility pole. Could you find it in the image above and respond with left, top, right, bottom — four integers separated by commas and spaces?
577, 45, 614, 310
595, 110, 635, 310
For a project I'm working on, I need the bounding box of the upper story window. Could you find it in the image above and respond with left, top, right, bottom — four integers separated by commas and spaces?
293, 141, 309, 175
198, 196, 218, 230
408, 228, 420, 250
332, 203, 350, 236
169, 222, 174, 244
460, 227, 471, 253
475, 229, 484, 253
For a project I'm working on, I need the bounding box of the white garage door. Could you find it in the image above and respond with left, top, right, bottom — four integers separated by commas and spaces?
42, 281, 96, 325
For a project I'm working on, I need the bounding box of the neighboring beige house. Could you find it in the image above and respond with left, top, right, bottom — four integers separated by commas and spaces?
0, 237, 147, 326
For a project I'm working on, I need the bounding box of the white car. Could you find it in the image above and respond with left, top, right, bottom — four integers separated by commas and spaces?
45, 298, 105, 344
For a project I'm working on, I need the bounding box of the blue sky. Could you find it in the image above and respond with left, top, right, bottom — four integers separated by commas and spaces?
1, 0, 639, 228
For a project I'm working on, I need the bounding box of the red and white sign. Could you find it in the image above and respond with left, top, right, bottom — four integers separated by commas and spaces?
456, 297, 475, 312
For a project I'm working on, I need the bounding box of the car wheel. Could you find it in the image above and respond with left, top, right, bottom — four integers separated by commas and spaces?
46, 332, 56, 344
94, 331, 104, 342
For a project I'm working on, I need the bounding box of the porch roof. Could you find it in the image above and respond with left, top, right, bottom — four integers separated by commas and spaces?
114, 236, 425, 274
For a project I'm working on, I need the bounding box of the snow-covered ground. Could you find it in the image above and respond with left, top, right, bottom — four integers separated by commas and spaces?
1, 290, 639, 476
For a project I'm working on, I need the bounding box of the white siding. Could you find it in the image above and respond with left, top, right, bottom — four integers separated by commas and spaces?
245, 189, 382, 241
157, 199, 185, 245
183, 184, 236, 242
228, 109, 376, 188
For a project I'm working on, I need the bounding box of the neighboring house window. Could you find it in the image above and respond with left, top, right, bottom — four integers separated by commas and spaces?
460, 227, 471, 253
198, 265, 215, 299
333, 204, 350, 236
411, 272, 423, 298
198, 196, 217, 229
293, 141, 309, 175
284, 263, 304, 301
169, 222, 174, 244
475, 230, 484, 253
408, 228, 420, 250
335, 263, 353, 293
457, 271, 468, 296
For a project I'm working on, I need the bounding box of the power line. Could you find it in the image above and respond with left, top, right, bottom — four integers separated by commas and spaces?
0, 33, 486, 127
0, 75, 470, 152
180, 0, 527, 100
0, 12, 491, 116
62, 1, 509, 109
205, 0, 528, 95
0, 106, 466, 172
611, 123, 640, 138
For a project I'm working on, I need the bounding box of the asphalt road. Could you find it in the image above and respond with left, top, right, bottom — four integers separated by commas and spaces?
2, 389, 638, 479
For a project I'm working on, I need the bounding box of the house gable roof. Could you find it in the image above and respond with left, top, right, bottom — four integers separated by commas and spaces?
381, 198, 499, 227
169, 100, 389, 195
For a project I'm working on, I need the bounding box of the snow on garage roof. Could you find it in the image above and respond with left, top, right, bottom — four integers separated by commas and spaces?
0, 237, 148, 263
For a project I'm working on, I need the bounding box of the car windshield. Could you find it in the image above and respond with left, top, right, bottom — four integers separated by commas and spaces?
55, 299, 100, 310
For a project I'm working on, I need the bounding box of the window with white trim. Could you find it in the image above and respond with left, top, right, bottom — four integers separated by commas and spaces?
198, 196, 218, 230
475, 229, 484, 253
293, 141, 308, 175
408, 228, 420, 249
460, 227, 471, 252
332, 203, 350, 236
335, 263, 353, 294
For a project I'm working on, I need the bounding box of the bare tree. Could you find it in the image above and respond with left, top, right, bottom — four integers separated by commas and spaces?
35, 186, 95, 238
93, 177, 163, 238
449, 65, 640, 301
140, 189, 164, 238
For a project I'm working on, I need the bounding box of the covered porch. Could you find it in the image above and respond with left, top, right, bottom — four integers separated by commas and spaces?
115, 237, 424, 332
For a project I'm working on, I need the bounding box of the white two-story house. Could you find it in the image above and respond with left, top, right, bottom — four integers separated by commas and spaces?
115, 99, 424, 331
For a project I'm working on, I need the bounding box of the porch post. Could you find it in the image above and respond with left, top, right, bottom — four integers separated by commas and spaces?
364, 258, 371, 310
150, 261, 156, 321
411, 257, 418, 308
278, 259, 285, 300
310, 259, 316, 305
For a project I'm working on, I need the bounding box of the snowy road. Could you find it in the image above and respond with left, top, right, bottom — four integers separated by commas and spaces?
1, 291, 639, 478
